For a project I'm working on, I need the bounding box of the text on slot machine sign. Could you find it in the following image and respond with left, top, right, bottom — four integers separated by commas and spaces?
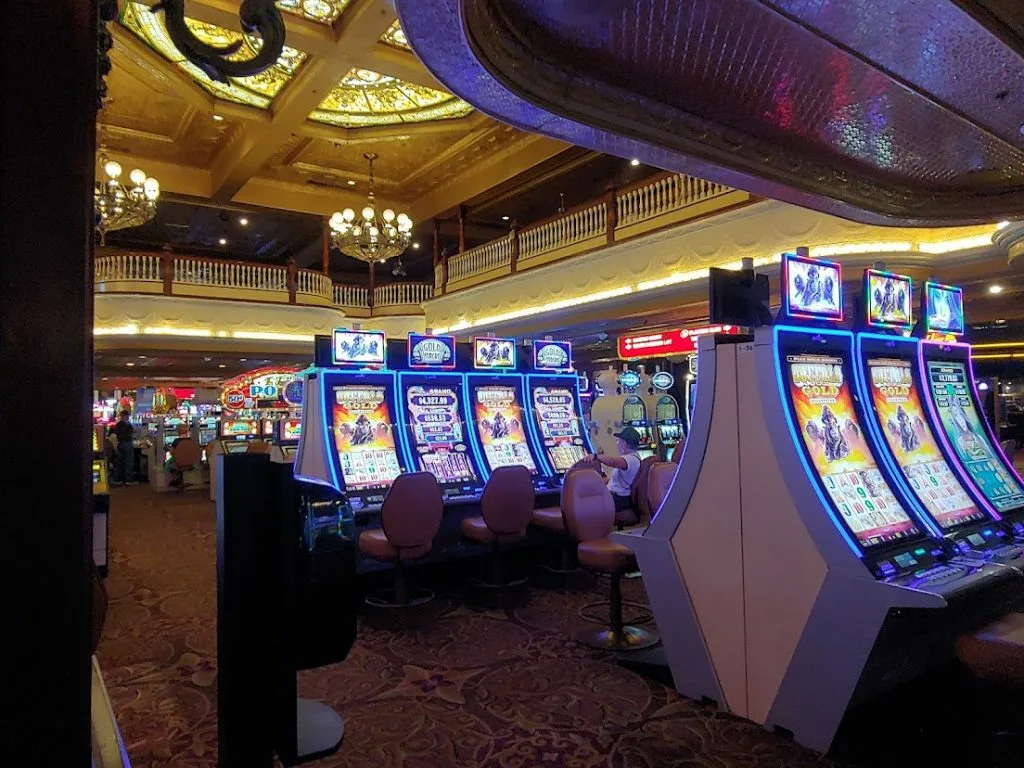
618, 325, 740, 359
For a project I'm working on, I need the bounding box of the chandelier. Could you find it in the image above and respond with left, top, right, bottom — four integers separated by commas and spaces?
329, 153, 413, 263
94, 151, 160, 244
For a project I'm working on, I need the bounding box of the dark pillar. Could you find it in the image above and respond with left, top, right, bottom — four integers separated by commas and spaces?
2, 0, 96, 763
368, 262, 376, 310
321, 219, 330, 275
161, 244, 175, 294
510, 219, 520, 273
457, 204, 467, 254
605, 184, 618, 244
286, 258, 297, 304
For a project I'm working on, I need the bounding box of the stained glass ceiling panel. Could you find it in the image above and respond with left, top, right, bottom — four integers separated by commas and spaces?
120, 2, 307, 110
310, 68, 473, 127
380, 20, 410, 50
276, 0, 349, 25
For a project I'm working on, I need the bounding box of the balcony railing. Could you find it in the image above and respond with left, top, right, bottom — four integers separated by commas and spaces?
94, 252, 430, 315
444, 171, 740, 289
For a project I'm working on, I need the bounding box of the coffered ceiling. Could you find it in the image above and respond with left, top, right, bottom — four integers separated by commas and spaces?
99, 0, 569, 222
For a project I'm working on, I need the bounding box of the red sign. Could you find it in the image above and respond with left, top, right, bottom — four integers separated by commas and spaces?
224, 390, 246, 409
618, 324, 741, 360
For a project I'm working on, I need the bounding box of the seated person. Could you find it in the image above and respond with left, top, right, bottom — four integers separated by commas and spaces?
164, 436, 183, 487
585, 427, 643, 514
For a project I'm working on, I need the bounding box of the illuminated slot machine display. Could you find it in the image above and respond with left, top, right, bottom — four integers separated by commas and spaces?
650, 370, 682, 460
465, 337, 555, 493
525, 339, 594, 481
262, 419, 276, 438
622, 393, 655, 460
220, 418, 259, 452
397, 333, 484, 502
92, 457, 110, 576
915, 281, 1024, 555
270, 418, 302, 463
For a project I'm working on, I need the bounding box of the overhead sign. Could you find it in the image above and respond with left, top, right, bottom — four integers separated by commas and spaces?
618, 324, 741, 360
332, 328, 386, 368
533, 340, 573, 372
650, 371, 675, 390
407, 333, 456, 369
473, 337, 517, 369
220, 366, 303, 411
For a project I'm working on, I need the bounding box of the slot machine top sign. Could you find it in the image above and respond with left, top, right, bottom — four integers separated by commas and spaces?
408, 333, 456, 369
473, 337, 517, 369
618, 324, 741, 360
923, 282, 964, 337
333, 328, 387, 368
533, 340, 573, 372
864, 269, 913, 331
782, 252, 843, 321
220, 366, 303, 411
651, 371, 675, 390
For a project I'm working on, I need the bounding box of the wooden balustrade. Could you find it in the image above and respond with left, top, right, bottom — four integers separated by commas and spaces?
93, 252, 161, 283
295, 269, 333, 299
172, 256, 289, 291
519, 202, 607, 259
333, 283, 370, 307
447, 236, 513, 283
373, 282, 434, 307
617, 173, 726, 227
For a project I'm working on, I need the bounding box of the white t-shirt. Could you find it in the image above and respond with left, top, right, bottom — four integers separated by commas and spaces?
607, 453, 641, 497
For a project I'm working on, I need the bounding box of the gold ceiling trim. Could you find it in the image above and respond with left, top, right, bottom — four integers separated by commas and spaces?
379, 20, 410, 50
310, 67, 473, 128
120, 2, 307, 110
276, 0, 349, 25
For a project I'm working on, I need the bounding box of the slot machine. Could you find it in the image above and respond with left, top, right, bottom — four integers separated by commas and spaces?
92, 457, 110, 577
465, 337, 556, 495
295, 328, 410, 514
208, 417, 260, 501
612, 252, 1020, 753
591, 366, 653, 458
398, 333, 485, 503
525, 339, 595, 482
647, 369, 681, 460
622, 390, 656, 459
270, 417, 303, 464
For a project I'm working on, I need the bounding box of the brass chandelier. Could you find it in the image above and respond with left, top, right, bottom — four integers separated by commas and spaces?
329, 153, 413, 263
94, 151, 160, 244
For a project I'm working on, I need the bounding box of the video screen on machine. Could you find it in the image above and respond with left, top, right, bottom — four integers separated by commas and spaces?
786, 353, 919, 547
924, 283, 964, 336
532, 385, 587, 473
784, 254, 842, 320
331, 384, 403, 491
472, 384, 538, 474
865, 270, 913, 330
622, 397, 651, 444
280, 419, 302, 442
92, 461, 102, 485
225, 442, 250, 454
221, 419, 258, 439
405, 383, 478, 484
926, 361, 1024, 512
867, 358, 987, 529
198, 427, 217, 446
263, 420, 275, 436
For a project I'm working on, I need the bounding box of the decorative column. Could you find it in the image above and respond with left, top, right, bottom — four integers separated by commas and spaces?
321, 218, 331, 275
994, 222, 1024, 272
368, 262, 376, 311
604, 183, 618, 244
161, 244, 174, 295
510, 219, 520, 273
432, 218, 444, 294
286, 258, 297, 304
457, 204, 467, 255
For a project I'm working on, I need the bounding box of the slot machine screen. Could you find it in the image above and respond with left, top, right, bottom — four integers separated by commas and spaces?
865, 270, 913, 331
622, 396, 651, 445
405, 383, 479, 483
923, 283, 964, 336
92, 430, 99, 452
785, 353, 919, 548
866, 358, 987, 529
280, 419, 302, 442
221, 419, 258, 439
783, 254, 843, 321
262, 420, 275, 437
198, 427, 217, 446
532, 385, 587, 472
926, 361, 1024, 512
225, 442, 251, 454
472, 384, 538, 473
331, 384, 403, 491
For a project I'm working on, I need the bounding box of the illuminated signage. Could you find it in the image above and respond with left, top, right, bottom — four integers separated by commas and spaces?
618, 324, 741, 360
332, 328, 387, 368
782, 252, 843, 321
473, 337, 517, 369
650, 371, 675, 390
864, 269, 913, 331
923, 281, 964, 337
407, 333, 456, 369
219, 366, 303, 411
617, 370, 642, 390
533, 340, 573, 372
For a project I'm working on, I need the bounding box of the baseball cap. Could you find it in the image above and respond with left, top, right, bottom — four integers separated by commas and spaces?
613, 426, 641, 448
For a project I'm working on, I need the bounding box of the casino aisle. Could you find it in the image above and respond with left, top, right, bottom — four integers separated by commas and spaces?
94, 484, 833, 768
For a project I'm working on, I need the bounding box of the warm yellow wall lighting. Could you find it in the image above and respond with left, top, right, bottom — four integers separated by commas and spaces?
973, 353, 1024, 360
94, 324, 140, 336
972, 342, 1024, 349
810, 242, 913, 257
918, 234, 994, 254
143, 326, 213, 337
231, 331, 316, 342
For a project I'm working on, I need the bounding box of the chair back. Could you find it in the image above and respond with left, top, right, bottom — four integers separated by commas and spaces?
670, 439, 685, 464
562, 468, 615, 543
481, 465, 535, 536
172, 438, 200, 468
647, 462, 676, 517
631, 455, 659, 522
381, 472, 444, 549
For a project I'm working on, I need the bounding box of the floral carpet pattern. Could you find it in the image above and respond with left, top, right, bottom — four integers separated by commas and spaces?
97, 485, 835, 768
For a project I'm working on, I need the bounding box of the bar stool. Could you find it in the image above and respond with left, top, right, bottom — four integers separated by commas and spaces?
461, 465, 534, 588
646, 461, 676, 518
531, 467, 583, 575
358, 472, 444, 607
563, 468, 659, 651
631, 455, 659, 525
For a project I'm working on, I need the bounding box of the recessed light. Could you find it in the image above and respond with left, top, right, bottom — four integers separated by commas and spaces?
412, 242, 420, 249
219, 238, 227, 245
218, 364, 227, 368
213, 114, 224, 122
240, 358, 247, 362
630, 158, 640, 166
126, 362, 135, 367
501, 215, 510, 221
347, 180, 356, 186
996, 319, 1006, 324
138, 355, 146, 359
102, 377, 108, 381
989, 284, 1004, 294
239, 217, 249, 226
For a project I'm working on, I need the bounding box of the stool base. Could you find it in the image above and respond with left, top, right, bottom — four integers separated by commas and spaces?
575, 625, 660, 652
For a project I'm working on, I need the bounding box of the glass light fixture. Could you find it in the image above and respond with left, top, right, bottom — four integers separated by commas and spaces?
328, 152, 413, 264
94, 149, 159, 244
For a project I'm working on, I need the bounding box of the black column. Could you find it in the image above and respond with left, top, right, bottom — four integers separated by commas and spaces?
1, 0, 97, 763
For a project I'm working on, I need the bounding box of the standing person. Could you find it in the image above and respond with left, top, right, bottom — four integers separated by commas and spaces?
109, 410, 136, 485
587, 426, 643, 514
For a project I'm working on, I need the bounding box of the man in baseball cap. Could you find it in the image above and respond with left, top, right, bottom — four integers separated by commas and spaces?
586, 426, 643, 514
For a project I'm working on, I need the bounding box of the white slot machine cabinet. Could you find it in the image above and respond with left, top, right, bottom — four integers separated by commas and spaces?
591, 365, 653, 458
208, 417, 259, 501
270, 417, 303, 464
295, 328, 410, 515
613, 253, 1021, 753
464, 336, 557, 495
398, 333, 486, 504
646, 369, 682, 461
525, 339, 595, 484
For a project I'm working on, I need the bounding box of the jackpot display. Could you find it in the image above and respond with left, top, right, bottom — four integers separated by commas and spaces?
405, 383, 478, 483
332, 329, 386, 367
783, 254, 842, 321
221, 419, 258, 439
865, 270, 912, 330
472, 384, 538, 473
280, 419, 301, 442
532, 385, 587, 472
926, 361, 1024, 513
866, 357, 985, 529
330, 384, 403, 491
785, 353, 919, 547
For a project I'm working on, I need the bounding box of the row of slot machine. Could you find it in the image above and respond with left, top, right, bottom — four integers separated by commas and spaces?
294, 332, 594, 512
591, 366, 686, 461
622, 251, 1024, 751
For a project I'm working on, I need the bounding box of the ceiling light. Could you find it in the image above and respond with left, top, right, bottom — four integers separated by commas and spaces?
412, 242, 420, 249
126, 362, 135, 367
212, 114, 224, 121
239, 217, 249, 226
630, 158, 640, 166
997, 319, 1006, 324
138, 355, 146, 359
989, 284, 1004, 294
996, 221, 1010, 230
329, 152, 413, 264
218, 364, 226, 368
346, 180, 356, 186
94, 151, 159, 245
501, 215, 510, 221
219, 238, 227, 245
240, 358, 247, 362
